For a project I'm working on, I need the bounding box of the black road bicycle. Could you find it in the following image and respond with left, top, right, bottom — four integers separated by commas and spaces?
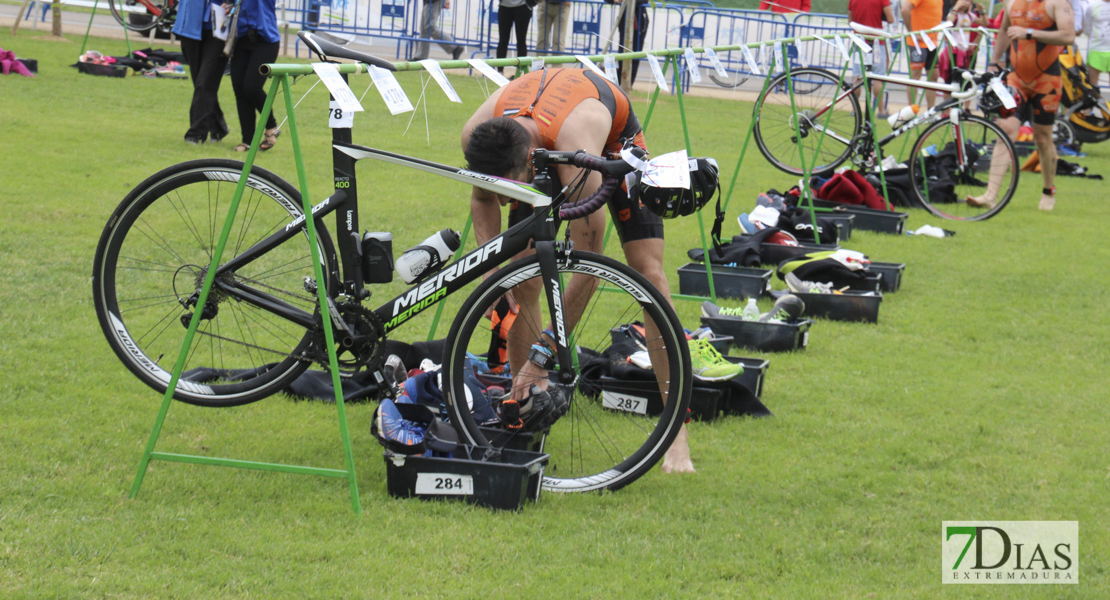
92, 32, 692, 493
752, 23, 1021, 221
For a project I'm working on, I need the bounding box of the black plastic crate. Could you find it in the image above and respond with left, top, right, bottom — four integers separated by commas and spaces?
868, 262, 905, 292
599, 376, 726, 421
76, 62, 128, 78
701, 316, 812, 352
384, 446, 549, 510
678, 263, 771, 299
824, 213, 854, 241
726, 356, 769, 398
809, 200, 908, 234
846, 273, 883, 293
793, 291, 882, 323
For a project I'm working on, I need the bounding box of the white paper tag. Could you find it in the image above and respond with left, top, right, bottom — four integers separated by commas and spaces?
703, 47, 728, 77
601, 391, 649, 415
922, 31, 936, 51
794, 39, 808, 67
990, 77, 1017, 109
940, 28, 959, 51
467, 58, 511, 86
773, 44, 783, 72
646, 53, 669, 92
847, 32, 872, 54
368, 65, 413, 115
328, 99, 355, 128
603, 55, 618, 82
832, 36, 851, 62
640, 149, 691, 189
759, 44, 768, 73
576, 55, 609, 79
414, 472, 474, 495
531, 57, 545, 71
909, 32, 921, 49
312, 63, 363, 114
740, 45, 760, 75
419, 59, 462, 103
683, 47, 702, 83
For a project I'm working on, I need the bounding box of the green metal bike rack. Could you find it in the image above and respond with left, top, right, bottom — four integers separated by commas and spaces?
130, 74, 363, 515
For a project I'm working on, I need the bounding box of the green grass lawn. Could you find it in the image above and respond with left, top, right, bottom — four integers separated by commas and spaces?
1, 30, 1108, 598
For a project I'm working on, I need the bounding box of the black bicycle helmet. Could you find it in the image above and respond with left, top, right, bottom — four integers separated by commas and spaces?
634, 157, 720, 219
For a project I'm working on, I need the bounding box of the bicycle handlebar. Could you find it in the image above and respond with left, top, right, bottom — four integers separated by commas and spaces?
531, 149, 638, 221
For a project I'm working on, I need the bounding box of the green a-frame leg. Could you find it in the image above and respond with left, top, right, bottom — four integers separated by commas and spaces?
129, 74, 362, 515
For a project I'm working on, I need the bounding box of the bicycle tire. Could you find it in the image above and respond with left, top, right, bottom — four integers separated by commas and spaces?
908, 114, 1019, 221
92, 159, 337, 407
108, 0, 162, 33
753, 68, 861, 176
442, 251, 692, 493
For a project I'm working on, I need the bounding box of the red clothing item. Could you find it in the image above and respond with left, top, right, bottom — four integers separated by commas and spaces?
758, 0, 810, 13
848, 0, 891, 29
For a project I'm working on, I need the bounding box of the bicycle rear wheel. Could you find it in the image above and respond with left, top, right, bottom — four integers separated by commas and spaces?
108, 0, 165, 32
908, 114, 1019, 221
92, 159, 337, 407
442, 252, 692, 493
753, 68, 861, 176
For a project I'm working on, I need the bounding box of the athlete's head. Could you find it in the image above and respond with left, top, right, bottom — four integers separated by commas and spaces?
464, 117, 532, 181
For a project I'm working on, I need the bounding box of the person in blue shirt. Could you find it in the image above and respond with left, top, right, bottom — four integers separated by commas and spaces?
227, 0, 282, 151
172, 0, 230, 144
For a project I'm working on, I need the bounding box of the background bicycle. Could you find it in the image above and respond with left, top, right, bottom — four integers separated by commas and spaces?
751, 31, 1020, 222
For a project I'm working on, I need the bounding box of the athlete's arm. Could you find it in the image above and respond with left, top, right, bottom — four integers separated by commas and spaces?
1006, 0, 1075, 45
990, 6, 1013, 66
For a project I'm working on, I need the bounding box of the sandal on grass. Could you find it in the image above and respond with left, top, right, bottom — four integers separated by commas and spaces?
260, 127, 280, 151
233, 143, 250, 152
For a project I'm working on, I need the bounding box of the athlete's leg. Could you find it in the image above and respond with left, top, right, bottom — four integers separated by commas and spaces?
969, 115, 1020, 208
621, 236, 694, 474
1032, 121, 1058, 210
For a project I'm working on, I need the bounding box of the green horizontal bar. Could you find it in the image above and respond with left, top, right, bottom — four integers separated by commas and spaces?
264, 25, 976, 77
671, 293, 713, 303
149, 452, 350, 478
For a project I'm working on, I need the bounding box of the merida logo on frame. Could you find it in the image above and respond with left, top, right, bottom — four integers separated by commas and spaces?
942, 521, 1078, 584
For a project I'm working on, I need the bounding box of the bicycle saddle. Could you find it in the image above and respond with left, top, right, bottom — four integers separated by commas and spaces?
298, 31, 397, 71
848, 22, 894, 39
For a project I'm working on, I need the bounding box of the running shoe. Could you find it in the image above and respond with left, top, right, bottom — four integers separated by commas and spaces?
701, 301, 747, 320
784, 272, 834, 294
689, 339, 743, 382
758, 294, 805, 323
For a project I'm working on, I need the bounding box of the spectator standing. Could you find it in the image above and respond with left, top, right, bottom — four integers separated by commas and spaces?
848, 0, 895, 117
173, 0, 230, 144
536, 0, 572, 57
1085, 0, 1110, 87
413, 0, 464, 61
227, 0, 282, 152
758, 0, 811, 13
496, 0, 532, 75
902, 0, 945, 108
609, 0, 649, 85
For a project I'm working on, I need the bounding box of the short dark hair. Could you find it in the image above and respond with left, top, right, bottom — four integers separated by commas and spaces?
465, 117, 531, 178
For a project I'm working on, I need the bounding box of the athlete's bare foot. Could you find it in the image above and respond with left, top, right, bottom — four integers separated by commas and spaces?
1038, 193, 1056, 211
660, 424, 695, 473
966, 194, 997, 209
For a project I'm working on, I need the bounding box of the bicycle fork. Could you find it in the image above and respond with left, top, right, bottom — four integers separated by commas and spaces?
535, 240, 577, 384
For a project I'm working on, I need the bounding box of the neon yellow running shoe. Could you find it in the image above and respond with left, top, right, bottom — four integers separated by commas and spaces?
688, 339, 743, 382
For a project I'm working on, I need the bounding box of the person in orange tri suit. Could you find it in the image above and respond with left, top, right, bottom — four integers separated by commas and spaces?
971, 0, 1075, 211
461, 68, 696, 474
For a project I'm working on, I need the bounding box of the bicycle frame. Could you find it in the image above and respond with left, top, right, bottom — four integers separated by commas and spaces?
799, 68, 982, 166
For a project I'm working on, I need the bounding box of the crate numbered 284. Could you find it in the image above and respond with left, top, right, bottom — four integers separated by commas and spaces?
414, 472, 474, 495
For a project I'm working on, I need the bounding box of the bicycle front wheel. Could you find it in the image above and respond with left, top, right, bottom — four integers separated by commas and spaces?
108, 0, 164, 32
92, 159, 337, 407
442, 252, 692, 493
908, 114, 1019, 221
753, 68, 861, 176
